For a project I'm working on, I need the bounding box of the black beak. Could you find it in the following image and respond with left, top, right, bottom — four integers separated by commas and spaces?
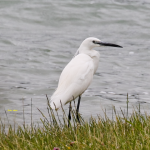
98, 41, 123, 48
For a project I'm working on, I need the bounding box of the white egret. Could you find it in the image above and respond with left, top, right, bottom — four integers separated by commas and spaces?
50, 37, 122, 122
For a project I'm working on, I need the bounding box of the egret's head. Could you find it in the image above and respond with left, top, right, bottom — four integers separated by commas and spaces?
80, 37, 122, 50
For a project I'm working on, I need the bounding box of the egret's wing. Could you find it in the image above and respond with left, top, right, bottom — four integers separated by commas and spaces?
50, 54, 94, 109
55, 54, 94, 95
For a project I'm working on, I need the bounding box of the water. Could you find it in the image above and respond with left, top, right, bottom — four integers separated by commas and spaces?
0, 0, 150, 125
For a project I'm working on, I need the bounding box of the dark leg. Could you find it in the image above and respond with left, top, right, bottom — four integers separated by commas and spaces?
68, 102, 72, 127
76, 95, 81, 123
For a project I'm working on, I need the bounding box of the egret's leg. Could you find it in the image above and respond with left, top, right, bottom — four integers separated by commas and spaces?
68, 102, 72, 127
76, 95, 81, 123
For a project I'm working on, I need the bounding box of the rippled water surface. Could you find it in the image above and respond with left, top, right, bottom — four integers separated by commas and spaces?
0, 0, 150, 124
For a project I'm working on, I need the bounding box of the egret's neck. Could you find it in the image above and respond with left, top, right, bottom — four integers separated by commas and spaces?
78, 46, 100, 74
78, 45, 92, 55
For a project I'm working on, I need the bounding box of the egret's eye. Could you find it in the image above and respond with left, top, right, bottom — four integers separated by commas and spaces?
93, 40, 96, 44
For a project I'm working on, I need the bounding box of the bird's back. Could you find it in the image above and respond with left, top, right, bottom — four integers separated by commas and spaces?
50, 54, 95, 109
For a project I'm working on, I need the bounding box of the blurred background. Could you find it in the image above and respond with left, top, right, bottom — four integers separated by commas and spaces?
0, 0, 150, 125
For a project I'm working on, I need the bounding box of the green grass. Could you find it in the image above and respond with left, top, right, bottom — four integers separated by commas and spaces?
0, 97, 150, 150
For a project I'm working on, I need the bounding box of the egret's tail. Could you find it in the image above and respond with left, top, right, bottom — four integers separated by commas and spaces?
50, 92, 72, 110
50, 96, 64, 110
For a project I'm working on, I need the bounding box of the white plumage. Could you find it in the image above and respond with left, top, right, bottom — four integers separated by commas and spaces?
50, 37, 122, 110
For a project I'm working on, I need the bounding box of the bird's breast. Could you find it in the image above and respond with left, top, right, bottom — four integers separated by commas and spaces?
87, 51, 100, 74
